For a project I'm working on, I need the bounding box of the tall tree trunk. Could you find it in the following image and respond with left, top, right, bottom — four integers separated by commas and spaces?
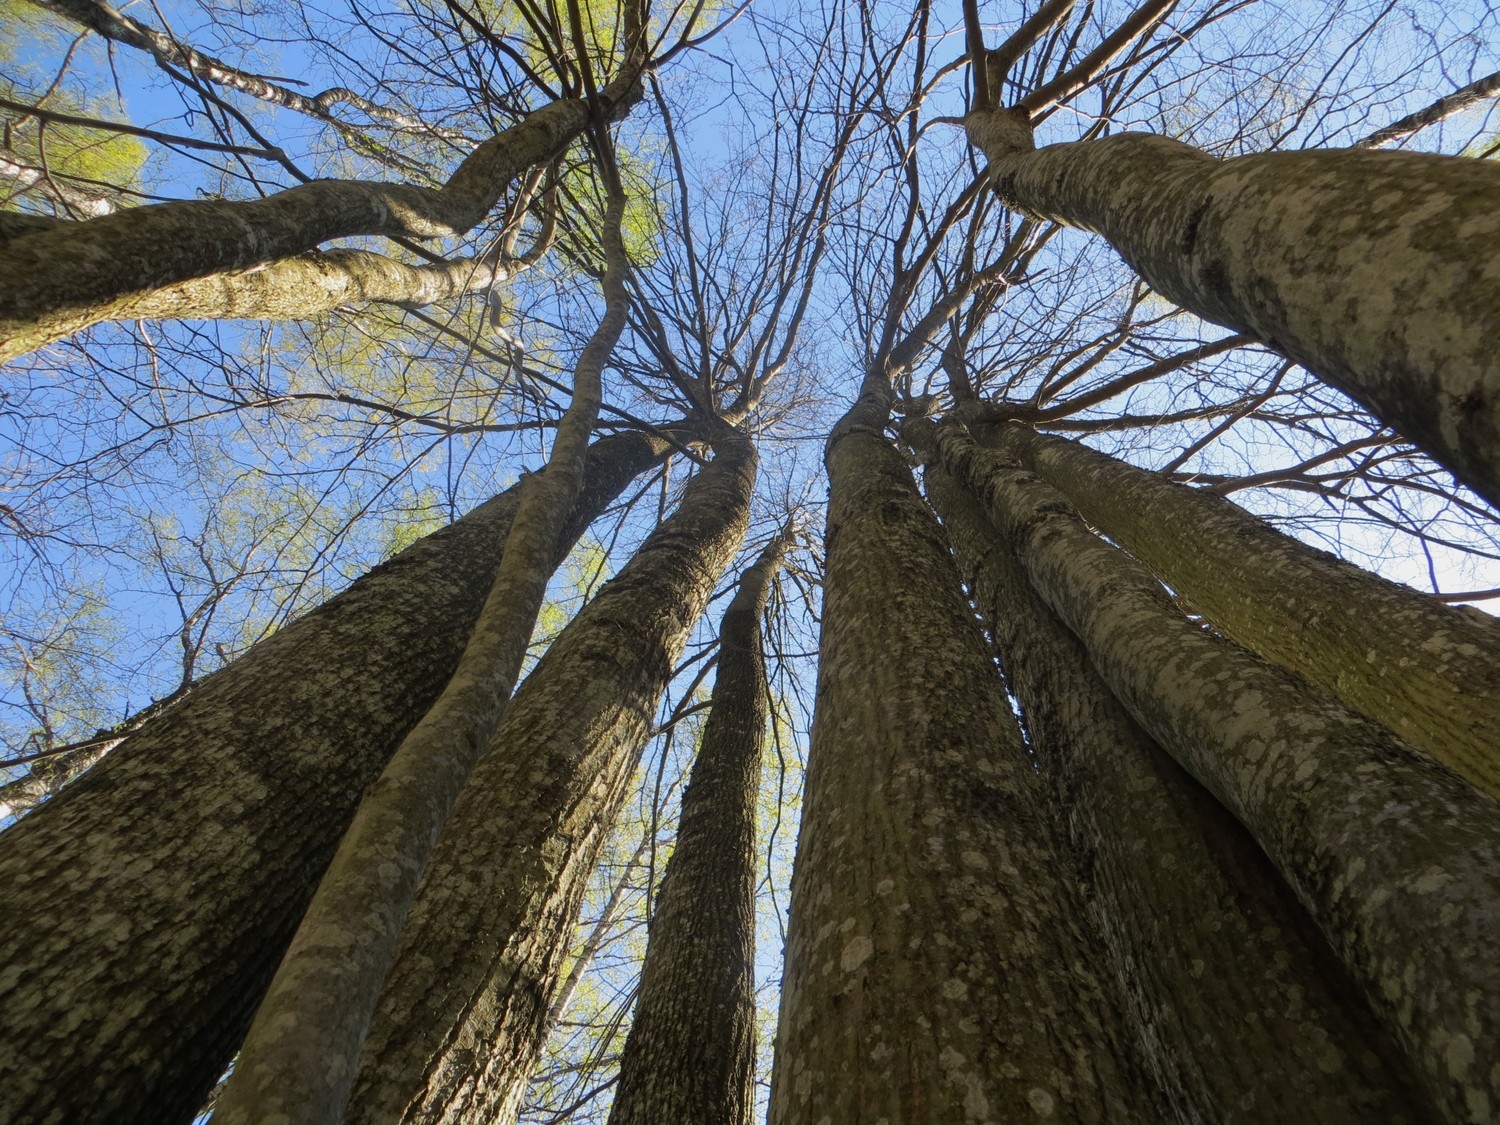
0, 430, 667, 1125
767, 391, 1161, 1125
608, 526, 790, 1125
345, 428, 756, 1125
931, 418, 1500, 1124
996, 422, 1500, 798
965, 110, 1500, 507
914, 428, 1434, 1124
0, 76, 640, 361
213, 189, 632, 1125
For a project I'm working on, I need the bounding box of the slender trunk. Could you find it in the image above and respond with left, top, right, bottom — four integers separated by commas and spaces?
608, 527, 789, 1125
965, 110, 1500, 506
0, 76, 640, 362
932, 418, 1500, 1124
767, 393, 1161, 1124
0, 738, 118, 819
213, 193, 631, 1125
346, 429, 755, 1125
997, 422, 1500, 799
915, 430, 1434, 1123
0, 431, 666, 1125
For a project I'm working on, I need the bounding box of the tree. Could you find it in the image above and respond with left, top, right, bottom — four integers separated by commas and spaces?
608, 524, 790, 1125
3, 0, 1500, 1122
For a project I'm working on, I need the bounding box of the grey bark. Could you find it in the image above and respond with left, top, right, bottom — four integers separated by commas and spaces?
766, 392, 1162, 1124
965, 110, 1500, 507
345, 428, 755, 1125
608, 527, 789, 1125
0, 430, 667, 1125
915, 431, 1435, 1124
998, 422, 1500, 799
212, 193, 632, 1125
0, 738, 118, 819
0, 74, 640, 362
932, 418, 1500, 1124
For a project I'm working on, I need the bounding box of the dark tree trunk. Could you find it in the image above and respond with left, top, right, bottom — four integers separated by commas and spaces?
965, 111, 1500, 507
1000, 422, 1500, 799
767, 392, 1162, 1124
0, 431, 667, 1125
345, 429, 756, 1125
607, 528, 789, 1125
915, 430, 1435, 1124
931, 418, 1500, 1124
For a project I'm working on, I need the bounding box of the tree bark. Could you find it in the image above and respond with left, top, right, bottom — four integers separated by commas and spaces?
0, 430, 667, 1125
607, 526, 789, 1125
0, 75, 640, 362
932, 418, 1500, 1124
965, 110, 1500, 507
915, 431, 1435, 1124
345, 428, 755, 1125
767, 392, 1162, 1125
212, 191, 632, 1125
997, 422, 1500, 799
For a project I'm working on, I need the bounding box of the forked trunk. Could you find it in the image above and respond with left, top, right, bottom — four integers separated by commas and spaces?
345, 430, 755, 1125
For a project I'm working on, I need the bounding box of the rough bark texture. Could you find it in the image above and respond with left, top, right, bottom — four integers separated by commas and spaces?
608, 529, 787, 1125
0, 74, 640, 362
212, 197, 632, 1125
0, 431, 666, 1125
918, 441, 1435, 1124
1002, 423, 1500, 799
966, 115, 1500, 507
767, 395, 1161, 1125
933, 419, 1500, 1124
345, 430, 755, 1125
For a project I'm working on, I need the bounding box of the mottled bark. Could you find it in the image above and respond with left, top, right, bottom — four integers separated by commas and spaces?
767, 394, 1161, 1125
966, 111, 1500, 506
0, 74, 640, 362
916, 438, 1434, 1124
0, 738, 118, 820
1000, 423, 1500, 799
933, 419, 1500, 1124
346, 430, 755, 1125
115, 247, 518, 323
0, 431, 666, 1125
608, 528, 789, 1125
212, 195, 631, 1125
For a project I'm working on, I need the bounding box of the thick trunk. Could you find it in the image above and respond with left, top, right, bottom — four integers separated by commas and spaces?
966, 112, 1500, 507
607, 528, 788, 1125
212, 195, 631, 1125
932, 419, 1500, 1124
767, 395, 1161, 1125
917, 439, 1434, 1124
0, 431, 666, 1125
345, 430, 755, 1125
1000, 423, 1500, 799
0, 75, 639, 362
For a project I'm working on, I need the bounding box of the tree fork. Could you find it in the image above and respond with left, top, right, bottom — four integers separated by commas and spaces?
345, 427, 755, 1125
932, 418, 1500, 1124
0, 430, 669, 1125
965, 109, 1500, 507
913, 424, 1435, 1123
